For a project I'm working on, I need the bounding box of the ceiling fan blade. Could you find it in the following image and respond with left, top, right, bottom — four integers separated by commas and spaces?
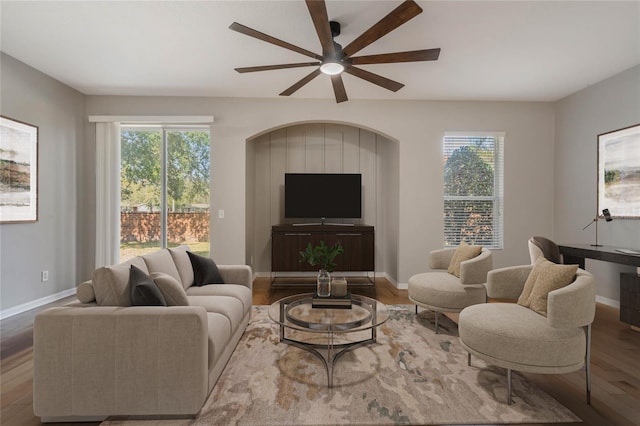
331, 74, 348, 103
305, 0, 336, 57
280, 68, 322, 96
229, 22, 322, 61
235, 62, 321, 73
350, 48, 441, 65
342, 0, 422, 58
344, 65, 404, 92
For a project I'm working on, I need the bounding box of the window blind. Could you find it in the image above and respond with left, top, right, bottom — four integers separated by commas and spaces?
443, 132, 504, 249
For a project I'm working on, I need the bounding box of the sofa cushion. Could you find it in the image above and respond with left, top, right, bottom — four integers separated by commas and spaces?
206, 313, 232, 369
130, 265, 167, 306
76, 281, 96, 303
187, 252, 225, 286
187, 295, 243, 334
518, 257, 578, 316
142, 250, 182, 284
186, 284, 252, 313
169, 245, 195, 289
150, 272, 189, 306
447, 242, 482, 278
92, 256, 149, 306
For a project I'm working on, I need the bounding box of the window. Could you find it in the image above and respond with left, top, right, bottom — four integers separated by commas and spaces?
443, 132, 504, 249
120, 126, 210, 260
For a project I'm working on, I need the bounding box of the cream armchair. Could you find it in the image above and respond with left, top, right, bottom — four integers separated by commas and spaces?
408, 247, 492, 333
458, 264, 596, 405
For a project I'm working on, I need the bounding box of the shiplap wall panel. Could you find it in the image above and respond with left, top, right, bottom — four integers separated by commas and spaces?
254, 134, 273, 272
360, 129, 377, 228
324, 125, 343, 173
245, 139, 256, 270
286, 127, 305, 172
270, 129, 287, 233
342, 126, 361, 173
304, 124, 325, 172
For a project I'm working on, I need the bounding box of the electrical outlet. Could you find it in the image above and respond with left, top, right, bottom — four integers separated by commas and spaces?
41, 270, 49, 282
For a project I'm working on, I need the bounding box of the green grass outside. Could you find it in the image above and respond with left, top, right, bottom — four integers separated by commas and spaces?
120, 240, 210, 261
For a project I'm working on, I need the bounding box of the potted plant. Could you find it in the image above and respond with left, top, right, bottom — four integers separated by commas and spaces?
300, 241, 344, 297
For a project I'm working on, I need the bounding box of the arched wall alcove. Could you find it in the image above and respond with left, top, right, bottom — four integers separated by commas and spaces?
245, 121, 400, 283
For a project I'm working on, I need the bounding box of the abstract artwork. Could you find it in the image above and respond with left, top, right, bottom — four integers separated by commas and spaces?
0, 116, 38, 223
598, 124, 640, 218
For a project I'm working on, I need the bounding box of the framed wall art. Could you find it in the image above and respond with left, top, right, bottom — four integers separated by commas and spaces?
598, 123, 640, 218
0, 116, 38, 223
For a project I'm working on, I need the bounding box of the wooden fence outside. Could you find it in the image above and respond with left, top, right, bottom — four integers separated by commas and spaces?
121, 212, 210, 243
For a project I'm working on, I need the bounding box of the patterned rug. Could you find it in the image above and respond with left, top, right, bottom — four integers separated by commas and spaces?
104, 305, 580, 425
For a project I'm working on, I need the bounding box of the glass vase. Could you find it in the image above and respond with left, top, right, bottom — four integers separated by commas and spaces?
317, 269, 331, 297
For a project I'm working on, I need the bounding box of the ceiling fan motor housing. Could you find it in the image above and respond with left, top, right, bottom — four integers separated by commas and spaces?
329, 21, 340, 38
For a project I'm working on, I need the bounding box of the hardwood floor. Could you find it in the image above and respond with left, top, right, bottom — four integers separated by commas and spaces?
2, 278, 639, 425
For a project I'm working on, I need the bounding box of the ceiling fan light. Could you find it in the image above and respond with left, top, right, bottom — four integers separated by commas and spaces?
320, 61, 344, 75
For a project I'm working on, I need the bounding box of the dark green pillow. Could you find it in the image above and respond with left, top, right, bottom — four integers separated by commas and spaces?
130, 265, 167, 306
187, 251, 225, 286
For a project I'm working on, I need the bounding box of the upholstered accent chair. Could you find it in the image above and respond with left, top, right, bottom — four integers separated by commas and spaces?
458, 263, 596, 405
408, 247, 492, 333
528, 235, 562, 264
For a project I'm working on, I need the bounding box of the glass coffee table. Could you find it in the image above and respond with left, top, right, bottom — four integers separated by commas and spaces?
268, 293, 389, 387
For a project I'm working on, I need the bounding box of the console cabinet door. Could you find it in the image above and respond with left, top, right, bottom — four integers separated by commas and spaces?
272, 231, 322, 272
272, 225, 374, 273
324, 231, 374, 271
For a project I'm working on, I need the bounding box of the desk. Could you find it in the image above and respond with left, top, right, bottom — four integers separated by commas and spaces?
558, 244, 640, 329
558, 244, 640, 269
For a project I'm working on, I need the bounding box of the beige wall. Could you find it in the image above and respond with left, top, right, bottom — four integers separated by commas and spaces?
554, 65, 640, 305
85, 96, 556, 285
0, 53, 86, 311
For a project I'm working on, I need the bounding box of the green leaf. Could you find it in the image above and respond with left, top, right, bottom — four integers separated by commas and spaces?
299, 240, 344, 272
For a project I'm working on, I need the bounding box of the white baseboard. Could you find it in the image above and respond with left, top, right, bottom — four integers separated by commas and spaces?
596, 295, 620, 309
0, 288, 76, 320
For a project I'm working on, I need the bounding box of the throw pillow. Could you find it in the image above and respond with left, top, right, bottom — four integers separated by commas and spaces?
447, 241, 483, 278
150, 272, 189, 306
187, 251, 225, 286
517, 257, 578, 316
76, 281, 96, 304
517, 257, 543, 305
130, 265, 167, 306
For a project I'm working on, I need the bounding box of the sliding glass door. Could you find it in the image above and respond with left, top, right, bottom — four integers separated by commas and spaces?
120, 126, 210, 260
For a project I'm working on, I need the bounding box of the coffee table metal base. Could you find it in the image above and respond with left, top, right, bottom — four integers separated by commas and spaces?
278, 327, 376, 388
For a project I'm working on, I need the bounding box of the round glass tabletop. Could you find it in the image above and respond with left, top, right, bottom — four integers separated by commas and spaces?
268, 293, 389, 333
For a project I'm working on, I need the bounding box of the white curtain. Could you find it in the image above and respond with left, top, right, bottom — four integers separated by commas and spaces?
95, 122, 121, 267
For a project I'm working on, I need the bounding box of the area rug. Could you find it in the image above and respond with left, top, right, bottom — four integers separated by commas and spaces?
103, 305, 580, 425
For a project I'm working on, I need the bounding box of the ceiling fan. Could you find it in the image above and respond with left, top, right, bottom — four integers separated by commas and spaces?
229, 0, 441, 103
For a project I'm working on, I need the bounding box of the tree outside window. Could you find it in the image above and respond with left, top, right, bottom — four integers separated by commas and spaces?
120, 128, 210, 260
443, 133, 504, 248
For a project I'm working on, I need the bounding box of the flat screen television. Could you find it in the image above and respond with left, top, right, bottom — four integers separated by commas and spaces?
285, 173, 362, 219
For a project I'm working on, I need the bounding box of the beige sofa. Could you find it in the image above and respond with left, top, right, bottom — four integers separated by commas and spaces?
33, 245, 252, 422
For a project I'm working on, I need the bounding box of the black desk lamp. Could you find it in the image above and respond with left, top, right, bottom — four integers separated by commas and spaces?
582, 208, 613, 247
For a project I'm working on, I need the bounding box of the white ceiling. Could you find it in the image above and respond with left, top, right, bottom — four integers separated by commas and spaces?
1, 1, 639, 102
